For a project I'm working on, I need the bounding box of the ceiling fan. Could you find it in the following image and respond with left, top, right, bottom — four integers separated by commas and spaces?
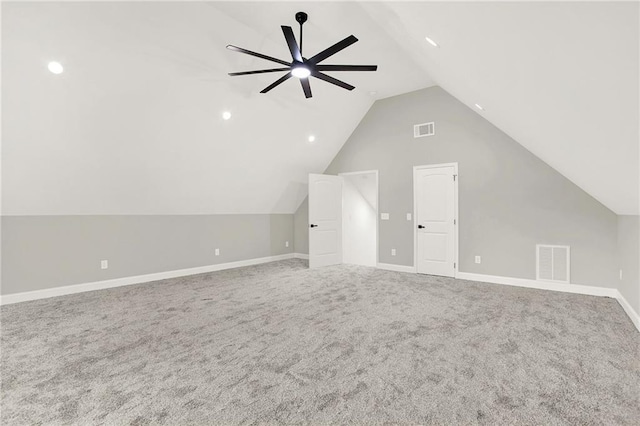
226, 11, 377, 98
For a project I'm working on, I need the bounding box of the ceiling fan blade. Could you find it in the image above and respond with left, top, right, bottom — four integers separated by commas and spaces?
260, 72, 293, 93
311, 71, 355, 91
308, 35, 358, 64
315, 65, 377, 72
300, 78, 312, 98
229, 68, 290, 76
281, 26, 302, 62
226, 45, 291, 67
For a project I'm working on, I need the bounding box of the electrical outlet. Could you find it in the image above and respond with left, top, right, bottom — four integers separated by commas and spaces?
215, 248, 220, 256
381, 213, 390, 220
101, 260, 108, 269
475, 256, 481, 264
285, 241, 289, 247
406, 213, 412, 221
391, 248, 396, 256
620, 269, 623, 280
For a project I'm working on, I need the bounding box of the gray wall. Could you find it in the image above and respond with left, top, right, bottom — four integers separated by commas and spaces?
294, 199, 309, 255
617, 216, 640, 313
2, 214, 293, 295
295, 86, 618, 288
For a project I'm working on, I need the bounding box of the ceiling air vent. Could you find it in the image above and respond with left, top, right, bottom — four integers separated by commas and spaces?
414, 122, 435, 138
536, 244, 570, 283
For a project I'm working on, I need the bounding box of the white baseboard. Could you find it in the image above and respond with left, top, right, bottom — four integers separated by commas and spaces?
377, 263, 416, 273
615, 291, 640, 332
4, 256, 638, 333
0, 253, 295, 306
456, 271, 618, 298
456, 271, 639, 333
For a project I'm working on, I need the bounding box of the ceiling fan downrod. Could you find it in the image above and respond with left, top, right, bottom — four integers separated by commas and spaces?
295, 12, 308, 56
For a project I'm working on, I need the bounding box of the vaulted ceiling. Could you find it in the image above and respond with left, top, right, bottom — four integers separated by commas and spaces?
2, 1, 638, 215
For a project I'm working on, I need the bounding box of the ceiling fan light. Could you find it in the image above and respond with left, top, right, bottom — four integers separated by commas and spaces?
291, 66, 311, 79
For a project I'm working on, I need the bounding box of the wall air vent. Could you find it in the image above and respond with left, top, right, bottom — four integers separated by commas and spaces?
414, 122, 435, 138
536, 244, 570, 283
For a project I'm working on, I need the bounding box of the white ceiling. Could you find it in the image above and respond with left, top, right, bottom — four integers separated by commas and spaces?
2, 1, 638, 215
1, 1, 433, 215
344, 172, 378, 210
362, 1, 639, 215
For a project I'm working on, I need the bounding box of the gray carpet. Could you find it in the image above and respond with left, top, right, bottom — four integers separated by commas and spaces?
1, 259, 638, 425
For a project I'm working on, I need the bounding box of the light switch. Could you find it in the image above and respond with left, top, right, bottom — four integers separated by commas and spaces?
381, 213, 389, 220
406, 213, 412, 221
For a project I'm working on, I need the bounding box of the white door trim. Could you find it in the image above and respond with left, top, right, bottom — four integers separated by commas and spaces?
339, 170, 379, 176
339, 170, 379, 267
413, 163, 459, 278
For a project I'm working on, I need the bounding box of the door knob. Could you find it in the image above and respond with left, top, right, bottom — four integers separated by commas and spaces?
418, 225, 425, 229
310, 224, 318, 228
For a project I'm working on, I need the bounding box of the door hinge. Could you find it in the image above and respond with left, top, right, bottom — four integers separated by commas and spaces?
454, 219, 456, 225
453, 174, 457, 181
454, 262, 457, 268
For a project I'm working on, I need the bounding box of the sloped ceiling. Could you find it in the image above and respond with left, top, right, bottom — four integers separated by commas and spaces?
344, 172, 378, 210
1, 1, 433, 215
363, 1, 639, 215
2, 1, 638, 215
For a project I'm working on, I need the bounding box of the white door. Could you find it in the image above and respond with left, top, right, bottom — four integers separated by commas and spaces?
415, 165, 457, 277
309, 173, 343, 268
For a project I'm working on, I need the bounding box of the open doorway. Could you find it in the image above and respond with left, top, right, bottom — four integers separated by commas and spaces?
340, 171, 378, 267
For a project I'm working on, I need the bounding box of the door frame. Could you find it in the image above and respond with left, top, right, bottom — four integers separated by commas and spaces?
339, 170, 379, 267
413, 163, 459, 278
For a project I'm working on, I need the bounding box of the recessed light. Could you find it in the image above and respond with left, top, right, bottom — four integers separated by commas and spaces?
222, 111, 232, 120
474, 103, 485, 111
308, 135, 316, 143
425, 37, 439, 47
47, 61, 64, 74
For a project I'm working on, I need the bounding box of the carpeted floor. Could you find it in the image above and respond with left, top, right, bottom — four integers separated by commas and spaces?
1, 259, 638, 425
